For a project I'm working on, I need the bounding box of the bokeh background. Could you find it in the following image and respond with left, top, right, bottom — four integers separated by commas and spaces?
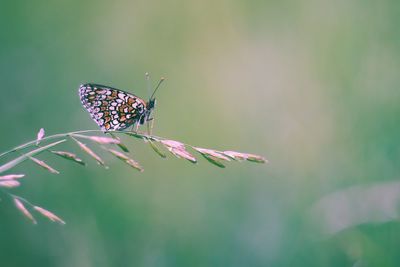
1, 0, 400, 266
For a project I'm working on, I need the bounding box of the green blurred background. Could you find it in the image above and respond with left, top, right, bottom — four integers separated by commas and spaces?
1, 0, 400, 266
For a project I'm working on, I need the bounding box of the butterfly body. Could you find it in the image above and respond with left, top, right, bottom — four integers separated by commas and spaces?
79, 83, 155, 131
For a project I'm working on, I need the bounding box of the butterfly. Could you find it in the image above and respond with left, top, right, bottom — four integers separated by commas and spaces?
79, 80, 163, 131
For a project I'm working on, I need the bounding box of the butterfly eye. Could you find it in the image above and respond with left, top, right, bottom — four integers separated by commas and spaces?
148, 99, 156, 110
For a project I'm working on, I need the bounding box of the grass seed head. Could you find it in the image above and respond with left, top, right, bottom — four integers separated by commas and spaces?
71, 137, 107, 168
0, 180, 21, 188
14, 198, 36, 224
34, 206, 66, 224
0, 174, 25, 180
29, 157, 60, 174
51, 150, 86, 166
36, 128, 45, 145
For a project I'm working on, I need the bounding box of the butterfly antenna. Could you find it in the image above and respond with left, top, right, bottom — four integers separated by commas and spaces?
150, 77, 165, 100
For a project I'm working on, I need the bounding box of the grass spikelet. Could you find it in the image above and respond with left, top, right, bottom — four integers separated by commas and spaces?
199, 154, 226, 168
0, 174, 25, 180
223, 151, 248, 161
71, 136, 107, 168
116, 142, 130, 152
146, 139, 166, 158
160, 140, 197, 163
193, 147, 231, 161
192, 147, 231, 168
106, 148, 143, 172
72, 134, 120, 144
36, 128, 45, 145
108, 133, 129, 152
29, 156, 60, 174
245, 153, 268, 163
172, 149, 197, 163
51, 151, 86, 166
223, 151, 267, 163
0, 180, 20, 188
14, 198, 36, 224
34, 206, 66, 224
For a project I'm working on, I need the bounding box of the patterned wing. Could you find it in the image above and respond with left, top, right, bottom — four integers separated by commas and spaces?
79, 83, 146, 131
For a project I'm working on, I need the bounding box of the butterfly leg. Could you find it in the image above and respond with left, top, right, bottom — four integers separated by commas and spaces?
146, 117, 155, 136
129, 123, 136, 133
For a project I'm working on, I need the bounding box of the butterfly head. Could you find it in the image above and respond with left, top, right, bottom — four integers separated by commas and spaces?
147, 98, 156, 110
141, 77, 164, 124
141, 98, 156, 124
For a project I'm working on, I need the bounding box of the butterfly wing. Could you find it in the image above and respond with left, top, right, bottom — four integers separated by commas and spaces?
79, 83, 147, 131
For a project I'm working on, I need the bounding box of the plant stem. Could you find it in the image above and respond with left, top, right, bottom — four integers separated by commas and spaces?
0, 129, 167, 159
0, 189, 34, 207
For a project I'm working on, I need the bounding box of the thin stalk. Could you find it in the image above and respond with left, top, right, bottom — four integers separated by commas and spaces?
0, 130, 169, 159
0, 139, 67, 173
0, 188, 34, 208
